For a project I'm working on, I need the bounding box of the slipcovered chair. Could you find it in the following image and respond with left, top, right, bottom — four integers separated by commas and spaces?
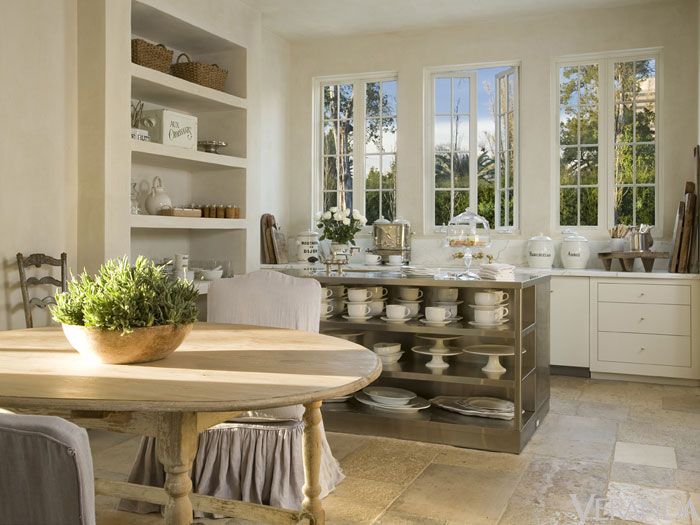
120, 270, 344, 517
0, 413, 95, 525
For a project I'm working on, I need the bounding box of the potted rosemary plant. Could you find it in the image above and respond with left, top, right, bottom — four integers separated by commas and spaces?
51, 256, 199, 364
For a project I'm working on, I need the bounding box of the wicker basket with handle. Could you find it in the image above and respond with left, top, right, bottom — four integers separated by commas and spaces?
171, 53, 228, 91
131, 39, 173, 73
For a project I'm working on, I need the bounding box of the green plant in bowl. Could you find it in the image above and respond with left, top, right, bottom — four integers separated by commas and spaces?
52, 256, 199, 364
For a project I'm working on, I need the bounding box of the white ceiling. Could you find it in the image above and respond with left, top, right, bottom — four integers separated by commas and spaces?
242, 0, 660, 41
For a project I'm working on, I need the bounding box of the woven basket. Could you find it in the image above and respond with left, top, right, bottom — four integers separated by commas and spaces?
171, 53, 228, 91
131, 39, 173, 73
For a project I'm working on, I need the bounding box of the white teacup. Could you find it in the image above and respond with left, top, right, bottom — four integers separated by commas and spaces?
320, 302, 334, 315
387, 255, 403, 266
400, 301, 421, 318
321, 287, 333, 299
434, 302, 458, 318
347, 303, 371, 318
386, 304, 410, 319
348, 288, 372, 302
373, 342, 401, 355
329, 299, 344, 315
366, 286, 389, 299
398, 287, 423, 301
474, 290, 509, 306
436, 288, 459, 302
364, 253, 382, 265
368, 300, 385, 317
473, 306, 509, 324
327, 285, 347, 299
425, 306, 450, 322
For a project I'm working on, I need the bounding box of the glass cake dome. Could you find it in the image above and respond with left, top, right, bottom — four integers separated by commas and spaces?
444, 208, 491, 278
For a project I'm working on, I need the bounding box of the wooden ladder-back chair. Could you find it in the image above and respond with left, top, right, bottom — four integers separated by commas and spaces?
16, 252, 68, 328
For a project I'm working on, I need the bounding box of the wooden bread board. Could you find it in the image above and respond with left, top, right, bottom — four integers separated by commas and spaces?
271, 227, 289, 264
159, 208, 202, 217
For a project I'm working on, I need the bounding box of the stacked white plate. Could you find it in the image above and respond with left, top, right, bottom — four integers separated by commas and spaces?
355, 387, 430, 413
430, 396, 514, 420
403, 267, 437, 279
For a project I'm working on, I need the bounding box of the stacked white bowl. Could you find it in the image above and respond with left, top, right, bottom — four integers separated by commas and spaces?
372, 342, 403, 365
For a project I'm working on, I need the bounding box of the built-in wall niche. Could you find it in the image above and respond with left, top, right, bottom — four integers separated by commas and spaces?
131, 228, 246, 276
131, 162, 245, 216
131, 0, 247, 100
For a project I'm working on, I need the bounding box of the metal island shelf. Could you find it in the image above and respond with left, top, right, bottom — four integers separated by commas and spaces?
280, 269, 550, 454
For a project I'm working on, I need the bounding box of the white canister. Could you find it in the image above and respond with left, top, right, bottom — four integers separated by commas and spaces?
560, 230, 590, 269
526, 233, 554, 269
296, 230, 320, 262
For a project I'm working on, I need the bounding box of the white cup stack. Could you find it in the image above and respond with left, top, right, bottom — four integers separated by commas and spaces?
469, 290, 510, 326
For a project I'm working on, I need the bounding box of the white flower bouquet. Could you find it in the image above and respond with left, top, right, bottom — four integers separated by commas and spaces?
315, 207, 367, 245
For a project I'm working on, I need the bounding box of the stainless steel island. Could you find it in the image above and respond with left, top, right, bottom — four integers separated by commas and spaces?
280, 269, 550, 453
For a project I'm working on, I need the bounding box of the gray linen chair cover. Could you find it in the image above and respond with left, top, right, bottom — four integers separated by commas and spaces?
120, 270, 344, 516
0, 413, 95, 525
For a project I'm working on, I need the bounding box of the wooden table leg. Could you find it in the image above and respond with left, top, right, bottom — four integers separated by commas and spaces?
156, 412, 198, 525
302, 401, 325, 525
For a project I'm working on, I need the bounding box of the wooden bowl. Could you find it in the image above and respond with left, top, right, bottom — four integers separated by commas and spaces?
62, 323, 193, 364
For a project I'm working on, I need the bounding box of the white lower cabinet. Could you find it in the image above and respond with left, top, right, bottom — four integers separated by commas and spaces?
550, 276, 590, 368
590, 278, 700, 380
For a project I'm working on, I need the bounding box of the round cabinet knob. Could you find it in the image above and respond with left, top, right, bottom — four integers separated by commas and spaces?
640, 347, 646, 351
639, 292, 645, 297
639, 317, 645, 322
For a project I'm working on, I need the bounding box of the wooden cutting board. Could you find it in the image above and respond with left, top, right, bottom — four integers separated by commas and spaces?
260, 214, 277, 264
669, 200, 685, 272
271, 227, 289, 264
678, 190, 696, 273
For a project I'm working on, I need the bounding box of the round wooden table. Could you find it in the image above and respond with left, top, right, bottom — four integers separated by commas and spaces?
0, 324, 381, 525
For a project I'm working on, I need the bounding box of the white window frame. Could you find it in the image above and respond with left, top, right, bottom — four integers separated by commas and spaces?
423, 61, 521, 235
312, 72, 398, 230
551, 48, 662, 235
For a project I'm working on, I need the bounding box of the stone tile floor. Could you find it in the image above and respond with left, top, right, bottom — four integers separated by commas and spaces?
93, 376, 700, 524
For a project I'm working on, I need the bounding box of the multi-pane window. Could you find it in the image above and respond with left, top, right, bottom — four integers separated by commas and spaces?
495, 68, 517, 227
559, 64, 600, 226
365, 80, 397, 223
613, 59, 656, 226
433, 75, 470, 226
319, 77, 397, 225
429, 67, 519, 229
321, 83, 354, 211
556, 54, 657, 229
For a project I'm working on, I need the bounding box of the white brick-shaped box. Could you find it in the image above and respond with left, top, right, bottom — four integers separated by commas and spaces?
143, 109, 198, 150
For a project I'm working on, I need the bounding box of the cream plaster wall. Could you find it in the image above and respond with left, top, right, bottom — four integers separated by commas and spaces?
286, 0, 698, 244
0, 0, 78, 330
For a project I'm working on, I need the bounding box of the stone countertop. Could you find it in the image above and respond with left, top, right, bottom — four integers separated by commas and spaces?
260, 263, 700, 281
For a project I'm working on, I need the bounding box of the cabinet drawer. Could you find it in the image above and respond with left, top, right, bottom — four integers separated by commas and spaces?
598, 283, 690, 305
598, 303, 690, 336
598, 332, 691, 367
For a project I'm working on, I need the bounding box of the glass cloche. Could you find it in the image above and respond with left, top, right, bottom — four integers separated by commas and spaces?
444, 208, 491, 278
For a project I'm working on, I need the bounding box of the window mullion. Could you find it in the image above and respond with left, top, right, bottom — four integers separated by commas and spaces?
355, 79, 366, 217
469, 71, 478, 213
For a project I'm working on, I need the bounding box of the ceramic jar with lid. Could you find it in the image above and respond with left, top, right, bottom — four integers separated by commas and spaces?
526, 233, 554, 269
560, 230, 590, 269
296, 230, 320, 262
145, 176, 172, 215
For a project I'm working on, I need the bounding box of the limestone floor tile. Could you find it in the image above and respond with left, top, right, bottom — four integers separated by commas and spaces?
340, 438, 439, 486
549, 397, 580, 415
618, 420, 699, 450
88, 429, 136, 453
432, 445, 530, 474
386, 463, 521, 525
675, 469, 700, 493
576, 401, 630, 421
509, 457, 609, 512
498, 502, 582, 525
614, 442, 678, 469
610, 463, 676, 490
324, 475, 404, 525
523, 432, 615, 463
690, 493, 700, 525
628, 407, 700, 430
604, 482, 692, 525
374, 509, 447, 524
327, 431, 370, 461
661, 395, 700, 414
533, 413, 618, 445
92, 435, 142, 477
677, 447, 700, 473
578, 381, 661, 409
